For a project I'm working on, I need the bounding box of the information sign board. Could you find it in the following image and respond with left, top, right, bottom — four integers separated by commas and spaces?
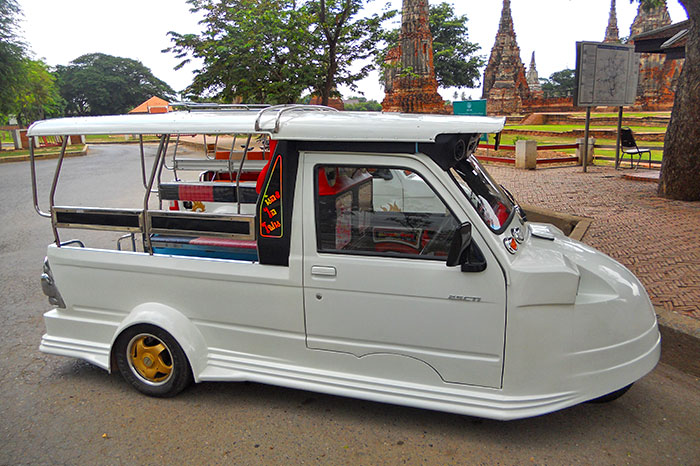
574, 42, 640, 107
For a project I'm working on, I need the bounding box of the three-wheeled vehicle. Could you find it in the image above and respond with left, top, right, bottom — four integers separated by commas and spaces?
29, 105, 660, 420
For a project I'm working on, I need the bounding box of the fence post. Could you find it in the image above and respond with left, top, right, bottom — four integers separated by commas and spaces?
576, 138, 596, 165
515, 140, 537, 170
12, 130, 22, 150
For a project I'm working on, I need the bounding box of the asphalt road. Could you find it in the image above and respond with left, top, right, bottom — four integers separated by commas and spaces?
1, 145, 698, 465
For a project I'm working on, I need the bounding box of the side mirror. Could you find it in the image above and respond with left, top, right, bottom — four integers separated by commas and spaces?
447, 223, 473, 267
446, 222, 487, 272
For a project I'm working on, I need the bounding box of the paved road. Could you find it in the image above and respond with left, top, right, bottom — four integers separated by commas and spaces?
1, 146, 698, 465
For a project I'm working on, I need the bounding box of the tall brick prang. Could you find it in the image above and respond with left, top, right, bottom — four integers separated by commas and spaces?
603, 0, 620, 43
481, 0, 530, 115
382, 0, 447, 114
630, 1, 683, 110
526, 52, 543, 98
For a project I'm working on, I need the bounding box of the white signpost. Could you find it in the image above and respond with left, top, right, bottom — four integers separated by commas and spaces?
574, 42, 641, 171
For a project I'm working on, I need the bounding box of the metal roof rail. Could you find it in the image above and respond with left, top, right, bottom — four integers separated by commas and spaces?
170, 102, 271, 112
254, 104, 340, 133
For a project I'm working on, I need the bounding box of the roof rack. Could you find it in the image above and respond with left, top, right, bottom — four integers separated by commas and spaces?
254, 104, 339, 133
170, 102, 271, 112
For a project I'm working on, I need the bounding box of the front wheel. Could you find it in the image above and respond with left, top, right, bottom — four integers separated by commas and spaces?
114, 324, 192, 397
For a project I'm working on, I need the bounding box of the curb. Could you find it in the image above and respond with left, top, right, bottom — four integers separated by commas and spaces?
522, 203, 592, 240
0, 145, 88, 163
655, 306, 700, 377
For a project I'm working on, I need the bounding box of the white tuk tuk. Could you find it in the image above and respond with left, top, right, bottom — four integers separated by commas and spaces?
28, 105, 660, 420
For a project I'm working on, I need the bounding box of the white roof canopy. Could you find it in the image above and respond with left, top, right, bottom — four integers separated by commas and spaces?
27, 108, 505, 143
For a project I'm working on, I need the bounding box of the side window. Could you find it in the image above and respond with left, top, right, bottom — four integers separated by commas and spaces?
315, 165, 459, 260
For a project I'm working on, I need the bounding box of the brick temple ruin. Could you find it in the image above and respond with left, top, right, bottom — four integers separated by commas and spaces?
629, 2, 684, 110
381, 0, 448, 114
481, 0, 683, 115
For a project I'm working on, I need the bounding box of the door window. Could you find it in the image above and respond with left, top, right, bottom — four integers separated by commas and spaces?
315, 165, 459, 260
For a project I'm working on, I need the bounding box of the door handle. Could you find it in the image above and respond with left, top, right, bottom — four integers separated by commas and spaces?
311, 266, 337, 277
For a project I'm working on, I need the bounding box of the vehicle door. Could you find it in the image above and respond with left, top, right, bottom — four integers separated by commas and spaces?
301, 152, 506, 388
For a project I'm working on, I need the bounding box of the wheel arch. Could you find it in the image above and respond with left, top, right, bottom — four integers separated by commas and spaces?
110, 302, 208, 382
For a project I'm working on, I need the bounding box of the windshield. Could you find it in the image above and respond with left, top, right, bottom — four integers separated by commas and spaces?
451, 154, 514, 232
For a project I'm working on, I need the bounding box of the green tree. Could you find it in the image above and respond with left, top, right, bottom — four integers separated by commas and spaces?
540, 69, 575, 98
344, 96, 382, 111
166, 0, 392, 106
307, 0, 394, 105
0, 0, 28, 116
634, 0, 699, 201
429, 2, 483, 89
166, 0, 316, 104
379, 2, 483, 90
55, 53, 175, 116
11, 60, 65, 126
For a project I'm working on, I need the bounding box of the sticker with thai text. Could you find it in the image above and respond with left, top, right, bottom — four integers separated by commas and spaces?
260, 155, 283, 238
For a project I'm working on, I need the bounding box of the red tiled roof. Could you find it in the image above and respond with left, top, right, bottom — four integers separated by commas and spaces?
129, 96, 172, 114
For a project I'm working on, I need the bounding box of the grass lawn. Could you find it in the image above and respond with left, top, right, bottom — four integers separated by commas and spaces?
504, 124, 667, 133
0, 144, 86, 158
565, 112, 671, 118
482, 134, 664, 162
85, 134, 161, 143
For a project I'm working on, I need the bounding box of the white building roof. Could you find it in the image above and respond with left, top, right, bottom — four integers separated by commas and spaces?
27, 107, 505, 143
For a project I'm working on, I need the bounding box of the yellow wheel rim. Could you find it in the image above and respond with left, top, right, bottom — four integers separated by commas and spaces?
127, 334, 173, 386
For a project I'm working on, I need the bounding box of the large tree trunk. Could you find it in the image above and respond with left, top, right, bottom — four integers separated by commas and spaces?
658, 1, 700, 201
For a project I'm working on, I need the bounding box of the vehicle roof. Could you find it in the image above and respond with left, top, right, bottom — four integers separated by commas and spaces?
27, 108, 505, 143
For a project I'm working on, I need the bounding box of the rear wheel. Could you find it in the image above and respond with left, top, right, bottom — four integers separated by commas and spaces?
587, 383, 633, 403
114, 324, 192, 397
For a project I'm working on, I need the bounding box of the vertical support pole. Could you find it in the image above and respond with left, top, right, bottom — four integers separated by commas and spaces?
49, 136, 70, 246
143, 135, 167, 255
139, 135, 148, 189
29, 137, 51, 218
236, 134, 253, 214
582, 107, 591, 173
615, 106, 623, 169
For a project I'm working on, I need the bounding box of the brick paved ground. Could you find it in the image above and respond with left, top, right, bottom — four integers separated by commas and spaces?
487, 164, 700, 320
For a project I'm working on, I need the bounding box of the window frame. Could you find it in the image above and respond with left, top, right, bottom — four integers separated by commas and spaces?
312, 162, 462, 262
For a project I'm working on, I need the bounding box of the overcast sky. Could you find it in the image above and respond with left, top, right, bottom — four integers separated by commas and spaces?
17, 0, 688, 102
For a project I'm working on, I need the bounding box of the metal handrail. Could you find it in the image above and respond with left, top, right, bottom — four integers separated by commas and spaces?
49, 136, 70, 246
170, 102, 270, 112
254, 104, 339, 133
139, 135, 148, 190
29, 137, 51, 218
143, 135, 168, 254
236, 135, 253, 215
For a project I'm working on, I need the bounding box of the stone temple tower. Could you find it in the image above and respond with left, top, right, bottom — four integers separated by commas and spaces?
526, 52, 543, 98
603, 0, 620, 43
630, 1, 683, 108
481, 0, 530, 115
382, 0, 446, 114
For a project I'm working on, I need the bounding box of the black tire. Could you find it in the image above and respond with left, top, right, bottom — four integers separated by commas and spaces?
587, 383, 633, 404
114, 324, 192, 397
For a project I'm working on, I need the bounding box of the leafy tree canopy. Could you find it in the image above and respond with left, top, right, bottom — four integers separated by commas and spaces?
11, 59, 65, 126
540, 69, 575, 98
55, 53, 175, 116
307, 0, 395, 105
166, 0, 393, 105
0, 0, 28, 115
166, 0, 315, 104
344, 96, 382, 111
429, 2, 483, 89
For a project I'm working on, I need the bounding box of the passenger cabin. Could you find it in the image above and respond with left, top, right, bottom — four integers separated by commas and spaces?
27, 105, 505, 266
